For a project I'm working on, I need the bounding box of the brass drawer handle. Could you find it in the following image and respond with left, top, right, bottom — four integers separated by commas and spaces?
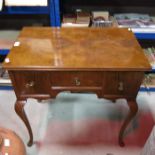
74, 77, 81, 86
118, 82, 123, 91
25, 81, 35, 88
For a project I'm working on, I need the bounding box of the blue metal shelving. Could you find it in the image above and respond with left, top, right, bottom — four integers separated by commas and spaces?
135, 33, 155, 40
53, 0, 61, 27
0, 49, 10, 55
140, 87, 155, 92
150, 68, 155, 73
0, 0, 58, 26
0, 6, 49, 14
0, 86, 13, 90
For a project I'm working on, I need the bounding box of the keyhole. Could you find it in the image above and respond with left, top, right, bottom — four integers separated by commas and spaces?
118, 82, 123, 91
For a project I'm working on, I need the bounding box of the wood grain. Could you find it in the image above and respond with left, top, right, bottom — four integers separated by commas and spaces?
3, 27, 151, 71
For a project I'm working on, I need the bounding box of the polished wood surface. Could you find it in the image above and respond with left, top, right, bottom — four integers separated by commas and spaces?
2, 27, 151, 147
3, 27, 150, 71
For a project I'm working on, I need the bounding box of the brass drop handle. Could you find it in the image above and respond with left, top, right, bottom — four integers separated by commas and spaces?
118, 82, 123, 91
25, 81, 35, 88
74, 77, 81, 86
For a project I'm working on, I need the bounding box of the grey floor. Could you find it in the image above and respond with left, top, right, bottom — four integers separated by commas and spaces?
0, 30, 19, 40
0, 30, 19, 49
0, 90, 155, 155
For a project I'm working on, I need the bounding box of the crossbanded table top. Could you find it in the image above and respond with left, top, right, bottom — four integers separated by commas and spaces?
3, 27, 151, 71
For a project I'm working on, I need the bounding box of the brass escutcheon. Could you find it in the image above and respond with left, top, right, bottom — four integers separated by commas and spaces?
74, 77, 81, 86
25, 81, 35, 88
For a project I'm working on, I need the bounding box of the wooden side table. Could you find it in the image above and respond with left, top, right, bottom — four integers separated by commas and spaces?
2, 27, 151, 147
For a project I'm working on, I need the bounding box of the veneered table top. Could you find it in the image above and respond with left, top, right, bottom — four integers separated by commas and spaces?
3, 27, 151, 71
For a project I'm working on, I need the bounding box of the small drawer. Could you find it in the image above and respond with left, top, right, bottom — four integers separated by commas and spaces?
104, 72, 144, 96
12, 71, 50, 95
50, 71, 102, 87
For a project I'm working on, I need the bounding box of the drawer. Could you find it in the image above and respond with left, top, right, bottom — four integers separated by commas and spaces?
12, 71, 50, 95
104, 72, 144, 96
50, 71, 102, 87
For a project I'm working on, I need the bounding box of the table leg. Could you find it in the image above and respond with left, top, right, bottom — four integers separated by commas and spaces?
15, 100, 33, 147
118, 100, 138, 147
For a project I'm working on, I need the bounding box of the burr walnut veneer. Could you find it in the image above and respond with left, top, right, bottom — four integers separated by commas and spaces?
2, 27, 151, 147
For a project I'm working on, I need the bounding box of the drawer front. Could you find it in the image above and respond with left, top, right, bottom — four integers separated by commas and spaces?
12, 71, 50, 95
10, 71, 143, 99
104, 72, 144, 96
50, 71, 102, 87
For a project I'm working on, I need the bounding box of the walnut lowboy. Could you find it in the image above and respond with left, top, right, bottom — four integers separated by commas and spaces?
3, 27, 151, 147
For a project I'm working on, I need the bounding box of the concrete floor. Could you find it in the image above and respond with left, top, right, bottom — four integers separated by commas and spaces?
0, 30, 19, 41
0, 90, 155, 155
0, 30, 19, 49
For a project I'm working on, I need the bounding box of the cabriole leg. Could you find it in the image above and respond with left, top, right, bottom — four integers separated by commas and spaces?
119, 100, 138, 147
15, 100, 33, 147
